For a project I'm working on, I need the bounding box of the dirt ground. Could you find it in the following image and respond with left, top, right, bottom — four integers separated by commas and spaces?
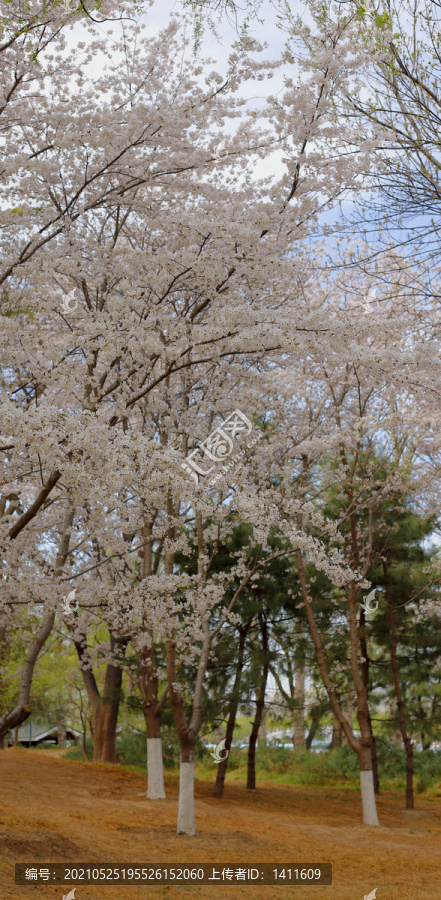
0, 749, 440, 900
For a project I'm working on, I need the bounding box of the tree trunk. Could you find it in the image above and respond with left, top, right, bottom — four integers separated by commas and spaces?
390, 697, 402, 744
72, 729, 89, 762
295, 549, 379, 826
137, 521, 167, 799
75, 634, 126, 764
360, 766, 379, 826
147, 737, 166, 799
166, 508, 211, 835
93, 660, 124, 763
214, 622, 249, 799
304, 700, 327, 750
359, 607, 380, 794
166, 628, 205, 834
143, 697, 166, 799
0, 505, 75, 739
356, 696, 379, 824
166, 507, 256, 833
293, 657, 306, 749
341, 694, 353, 746
92, 702, 104, 762
383, 561, 414, 809
57, 724, 67, 748
305, 717, 318, 750
331, 715, 342, 748
257, 714, 266, 744
178, 741, 196, 835
247, 616, 269, 790
0, 626, 10, 745
369, 717, 380, 794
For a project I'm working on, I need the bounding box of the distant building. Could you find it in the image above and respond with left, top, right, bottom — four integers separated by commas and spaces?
6, 721, 81, 748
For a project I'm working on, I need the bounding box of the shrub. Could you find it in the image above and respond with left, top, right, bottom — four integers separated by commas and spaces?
63, 736, 94, 760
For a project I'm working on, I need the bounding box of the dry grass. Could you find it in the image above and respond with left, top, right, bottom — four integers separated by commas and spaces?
1, 748, 440, 899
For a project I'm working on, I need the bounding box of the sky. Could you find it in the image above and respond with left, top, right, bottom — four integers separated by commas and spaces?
61, 0, 307, 183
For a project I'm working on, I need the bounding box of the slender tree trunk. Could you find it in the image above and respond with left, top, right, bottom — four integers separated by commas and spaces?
72, 729, 89, 762
147, 735, 166, 799
0, 505, 75, 738
293, 625, 306, 749
293, 665, 306, 749
166, 507, 258, 833
143, 694, 166, 799
0, 626, 10, 747
359, 763, 378, 825
165, 501, 199, 835
166, 507, 213, 835
257, 714, 266, 744
341, 694, 353, 746
91, 700, 104, 762
360, 607, 380, 794
295, 549, 379, 825
178, 739, 197, 835
383, 561, 414, 809
78, 706, 90, 761
331, 715, 343, 748
368, 716, 379, 793
247, 616, 269, 790
137, 521, 167, 798
167, 623, 207, 835
214, 623, 249, 799
354, 671, 379, 824
305, 707, 321, 750
390, 697, 402, 744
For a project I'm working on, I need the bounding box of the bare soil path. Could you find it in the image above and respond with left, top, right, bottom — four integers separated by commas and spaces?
0, 749, 440, 899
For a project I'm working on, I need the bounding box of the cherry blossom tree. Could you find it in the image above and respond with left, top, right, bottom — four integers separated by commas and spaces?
0, 1, 391, 835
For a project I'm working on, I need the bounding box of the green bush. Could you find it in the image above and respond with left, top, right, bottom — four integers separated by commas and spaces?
62, 730, 181, 769
414, 749, 441, 793
116, 732, 146, 767
117, 730, 182, 770
63, 737, 94, 760
60, 726, 441, 795
257, 744, 294, 775
210, 742, 440, 792
161, 733, 180, 769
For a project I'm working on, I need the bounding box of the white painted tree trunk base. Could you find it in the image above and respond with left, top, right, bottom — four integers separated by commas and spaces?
360, 769, 379, 826
177, 761, 196, 835
147, 738, 166, 799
